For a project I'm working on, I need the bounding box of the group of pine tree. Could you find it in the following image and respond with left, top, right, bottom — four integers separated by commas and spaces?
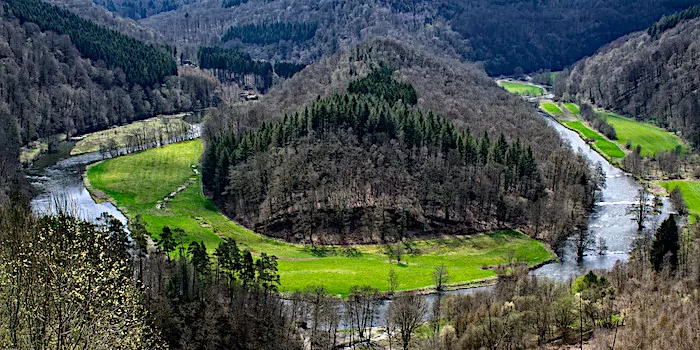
202, 65, 590, 245
197, 47, 305, 90
0, 0, 221, 169
221, 21, 318, 45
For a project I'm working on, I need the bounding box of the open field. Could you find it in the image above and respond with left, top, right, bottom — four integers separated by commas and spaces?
86, 140, 556, 296
602, 112, 685, 156
71, 117, 191, 155
563, 121, 626, 159
541, 103, 563, 115
661, 180, 700, 217
563, 103, 580, 115
498, 81, 545, 96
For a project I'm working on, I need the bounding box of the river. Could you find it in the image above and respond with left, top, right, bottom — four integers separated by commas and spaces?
28, 108, 668, 331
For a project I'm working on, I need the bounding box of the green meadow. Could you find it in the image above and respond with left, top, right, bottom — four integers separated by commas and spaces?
563, 121, 626, 159
541, 103, 563, 115
86, 140, 555, 296
602, 112, 685, 156
499, 81, 546, 96
661, 181, 700, 217
563, 103, 580, 115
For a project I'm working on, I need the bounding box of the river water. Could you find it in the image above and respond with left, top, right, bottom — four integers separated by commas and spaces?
28, 109, 668, 330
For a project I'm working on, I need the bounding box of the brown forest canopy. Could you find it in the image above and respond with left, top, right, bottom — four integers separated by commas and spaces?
555, 14, 700, 146
202, 40, 601, 248
137, 0, 700, 75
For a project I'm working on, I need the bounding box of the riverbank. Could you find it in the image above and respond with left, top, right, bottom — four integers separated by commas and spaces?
83, 139, 556, 296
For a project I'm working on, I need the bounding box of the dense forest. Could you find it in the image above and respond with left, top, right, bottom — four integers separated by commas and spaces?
90, 0, 197, 19
0, 1, 220, 164
555, 13, 700, 146
202, 40, 600, 251
4, 0, 177, 86
197, 47, 306, 90
221, 22, 318, 45
3, 194, 699, 348
139, 0, 700, 76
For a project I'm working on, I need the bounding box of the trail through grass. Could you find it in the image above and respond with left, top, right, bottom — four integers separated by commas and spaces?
86, 140, 555, 295
603, 112, 685, 156
499, 81, 545, 96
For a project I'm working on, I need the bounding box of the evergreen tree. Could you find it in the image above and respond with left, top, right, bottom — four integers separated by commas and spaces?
650, 215, 680, 272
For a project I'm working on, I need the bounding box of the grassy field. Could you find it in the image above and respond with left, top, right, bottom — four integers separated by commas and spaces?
541, 103, 563, 115
563, 103, 580, 115
602, 112, 685, 156
661, 181, 700, 217
499, 81, 545, 96
72, 117, 191, 155
563, 121, 626, 159
86, 140, 555, 296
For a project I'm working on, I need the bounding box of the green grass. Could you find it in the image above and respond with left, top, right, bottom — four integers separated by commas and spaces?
563, 121, 626, 159
661, 181, 700, 217
86, 140, 556, 296
602, 112, 685, 156
541, 103, 563, 115
499, 81, 545, 96
563, 103, 580, 115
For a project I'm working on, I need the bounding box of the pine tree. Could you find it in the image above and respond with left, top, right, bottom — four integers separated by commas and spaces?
650, 215, 680, 272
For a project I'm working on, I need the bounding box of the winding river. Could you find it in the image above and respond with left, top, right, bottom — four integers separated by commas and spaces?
28, 108, 669, 330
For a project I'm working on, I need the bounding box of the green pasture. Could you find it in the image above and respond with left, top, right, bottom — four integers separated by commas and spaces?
86, 140, 555, 296
602, 112, 685, 156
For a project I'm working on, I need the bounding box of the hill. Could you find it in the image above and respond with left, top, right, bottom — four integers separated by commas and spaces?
136, 0, 700, 76
202, 39, 601, 249
555, 11, 700, 146
0, 0, 220, 157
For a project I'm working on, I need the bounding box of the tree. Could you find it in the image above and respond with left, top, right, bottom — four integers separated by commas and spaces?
669, 187, 687, 215
628, 188, 651, 231
0, 212, 159, 348
388, 293, 427, 350
130, 215, 149, 281
650, 215, 680, 272
158, 226, 177, 259
432, 264, 450, 292
388, 268, 400, 295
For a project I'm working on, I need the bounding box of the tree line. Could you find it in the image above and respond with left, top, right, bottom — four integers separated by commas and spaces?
0, 11, 220, 163
221, 21, 318, 45
197, 47, 306, 90
648, 3, 700, 37
4, 0, 177, 86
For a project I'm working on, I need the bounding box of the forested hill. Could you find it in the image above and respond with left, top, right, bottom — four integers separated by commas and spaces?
4, 0, 176, 85
202, 40, 600, 249
0, 0, 220, 164
137, 0, 700, 76
555, 13, 700, 146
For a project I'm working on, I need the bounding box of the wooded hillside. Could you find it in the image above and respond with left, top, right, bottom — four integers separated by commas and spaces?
556, 14, 700, 146
202, 40, 600, 248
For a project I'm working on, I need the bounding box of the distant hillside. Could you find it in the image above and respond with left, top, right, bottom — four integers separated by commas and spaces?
136, 0, 700, 76
202, 39, 600, 248
0, 0, 220, 151
555, 14, 700, 146
139, 0, 468, 64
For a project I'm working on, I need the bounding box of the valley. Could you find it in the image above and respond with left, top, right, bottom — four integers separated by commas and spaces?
4, 0, 700, 348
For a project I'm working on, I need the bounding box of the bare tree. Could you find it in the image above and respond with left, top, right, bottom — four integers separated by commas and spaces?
388, 268, 399, 295
388, 293, 427, 350
432, 264, 450, 292
628, 188, 651, 231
